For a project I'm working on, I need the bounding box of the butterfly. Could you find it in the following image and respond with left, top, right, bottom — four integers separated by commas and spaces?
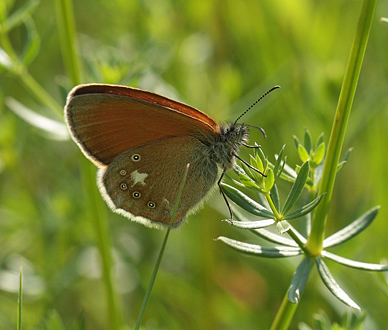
65, 84, 279, 228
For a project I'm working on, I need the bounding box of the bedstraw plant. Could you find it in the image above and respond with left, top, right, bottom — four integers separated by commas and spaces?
217, 0, 387, 329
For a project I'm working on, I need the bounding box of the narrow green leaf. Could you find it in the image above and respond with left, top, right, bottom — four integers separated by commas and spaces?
337, 148, 353, 172
273, 145, 286, 178
226, 219, 275, 229
284, 194, 324, 220
241, 160, 256, 181
315, 258, 361, 310
254, 228, 299, 247
304, 129, 312, 153
252, 154, 264, 173
221, 183, 274, 218
233, 164, 246, 176
323, 206, 380, 248
216, 236, 302, 258
282, 161, 310, 215
315, 132, 325, 149
230, 208, 298, 246
255, 146, 266, 166
279, 171, 296, 183
322, 251, 388, 271
239, 172, 261, 190
270, 183, 280, 212
288, 257, 312, 303
6, 97, 69, 139
274, 156, 297, 182
0, 48, 13, 71
298, 144, 310, 162
312, 142, 325, 166
293, 135, 301, 149
265, 168, 274, 192
313, 162, 324, 186
1, 0, 39, 33
21, 18, 41, 67
312, 312, 332, 330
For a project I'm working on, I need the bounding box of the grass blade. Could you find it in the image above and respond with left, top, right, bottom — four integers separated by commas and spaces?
135, 164, 190, 330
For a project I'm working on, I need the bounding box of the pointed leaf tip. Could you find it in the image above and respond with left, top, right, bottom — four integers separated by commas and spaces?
316, 258, 361, 310
288, 257, 312, 303
282, 161, 310, 215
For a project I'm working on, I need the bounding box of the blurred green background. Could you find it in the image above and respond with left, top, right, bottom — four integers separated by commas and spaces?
1, 0, 388, 329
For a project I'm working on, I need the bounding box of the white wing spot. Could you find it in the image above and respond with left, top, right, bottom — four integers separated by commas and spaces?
131, 170, 148, 187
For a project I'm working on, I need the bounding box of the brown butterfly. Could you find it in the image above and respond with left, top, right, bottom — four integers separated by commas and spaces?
65, 84, 279, 228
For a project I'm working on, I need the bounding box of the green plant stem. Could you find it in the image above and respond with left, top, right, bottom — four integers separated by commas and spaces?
17, 267, 23, 330
134, 218, 173, 330
0, 31, 63, 117
55, 0, 82, 86
135, 164, 190, 330
55, 0, 123, 329
306, 0, 377, 255
265, 194, 282, 220
269, 291, 298, 330
287, 226, 311, 257
0, 32, 19, 63
82, 160, 123, 330
19, 72, 64, 117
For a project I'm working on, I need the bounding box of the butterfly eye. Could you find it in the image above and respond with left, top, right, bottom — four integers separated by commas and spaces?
131, 154, 141, 162
132, 191, 141, 199
147, 201, 156, 208
120, 183, 128, 190
119, 169, 127, 176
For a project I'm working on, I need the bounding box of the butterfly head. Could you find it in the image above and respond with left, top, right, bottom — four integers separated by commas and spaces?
209, 122, 249, 170
210, 85, 281, 170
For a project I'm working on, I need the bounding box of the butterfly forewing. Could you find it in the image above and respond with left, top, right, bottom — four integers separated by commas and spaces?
70, 84, 219, 128
65, 84, 220, 167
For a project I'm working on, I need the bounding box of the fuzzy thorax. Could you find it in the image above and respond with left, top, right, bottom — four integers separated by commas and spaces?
209, 123, 249, 170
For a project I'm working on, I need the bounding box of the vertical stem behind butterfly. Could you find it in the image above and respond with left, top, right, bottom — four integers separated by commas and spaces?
55, 1, 124, 330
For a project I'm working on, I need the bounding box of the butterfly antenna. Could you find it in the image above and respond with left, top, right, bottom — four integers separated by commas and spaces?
234, 85, 280, 125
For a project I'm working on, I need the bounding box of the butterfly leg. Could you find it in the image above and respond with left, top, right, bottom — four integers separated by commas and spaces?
217, 169, 234, 222
242, 142, 261, 148
232, 152, 266, 177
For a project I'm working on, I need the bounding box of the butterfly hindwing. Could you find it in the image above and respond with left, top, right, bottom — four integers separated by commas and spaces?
98, 136, 220, 228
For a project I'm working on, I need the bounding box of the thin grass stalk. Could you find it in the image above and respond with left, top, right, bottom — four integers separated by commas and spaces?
55, 0, 123, 329
17, 267, 23, 330
135, 164, 190, 330
306, 0, 377, 254
82, 160, 123, 330
19, 72, 64, 117
54, 0, 82, 86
